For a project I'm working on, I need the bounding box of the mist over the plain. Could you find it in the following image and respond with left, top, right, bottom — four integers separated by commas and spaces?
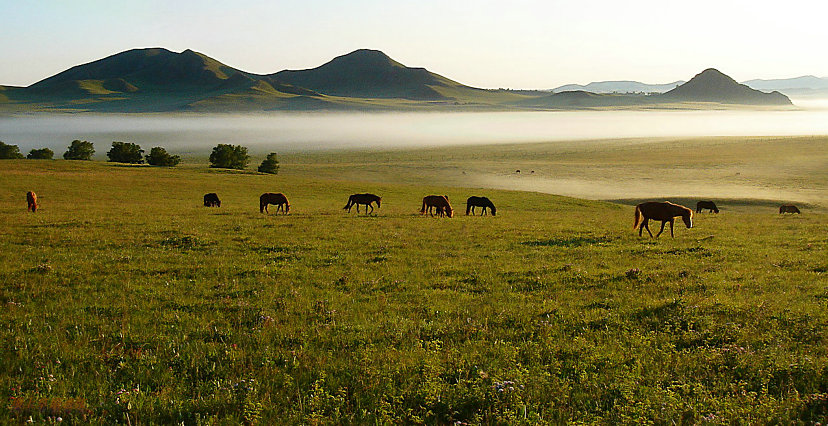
2, 106, 828, 156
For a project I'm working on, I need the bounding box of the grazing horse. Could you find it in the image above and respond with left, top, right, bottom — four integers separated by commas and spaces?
421, 195, 454, 218
779, 204, 801, 214
260, 193, 290, 214
696, 200, 719, 213
343, 193, 381, 214
26, 191, 38, 212
203, 193, 221, 207
633, 201, 693, 238
466, 196, 497, 216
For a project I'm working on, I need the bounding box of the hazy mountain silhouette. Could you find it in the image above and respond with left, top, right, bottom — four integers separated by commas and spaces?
552, 80, 685, 94
661, 68, 791, 105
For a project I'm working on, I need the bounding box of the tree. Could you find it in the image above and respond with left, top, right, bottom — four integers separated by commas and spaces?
0, 141, 24, 159
63, 140, 95, 160
27, 148, 54, 159
107, 141, 144, 164
209, 144, 249, 169
257, 152, 280, 174
145, 147, 181, 167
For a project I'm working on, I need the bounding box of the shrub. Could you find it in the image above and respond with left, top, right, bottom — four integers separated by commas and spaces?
27, 148, 54, 160
209, 144, 249, 169
257, 152, 280, 174
63, 140, 95, 160
0, 141, 24, 159
107, 141, 144, 164
145, 147, 181, 167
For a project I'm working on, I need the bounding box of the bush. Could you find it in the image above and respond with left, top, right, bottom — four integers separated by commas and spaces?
209, 144, 249, 169
257, 152, 280, 174
107, 141, 144, 164
63, 140, 95, 160
145, 147, 181, 167
0, 141, 24, 159
27, 148, 54, 160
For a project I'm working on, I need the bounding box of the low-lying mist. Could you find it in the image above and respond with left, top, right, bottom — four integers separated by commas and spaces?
2, 108, 828, 155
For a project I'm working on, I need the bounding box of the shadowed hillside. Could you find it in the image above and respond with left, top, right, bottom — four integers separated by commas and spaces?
661, 68, 791, 105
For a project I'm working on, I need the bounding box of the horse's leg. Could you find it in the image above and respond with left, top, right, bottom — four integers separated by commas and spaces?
369, 204, 374, 215
638, 219, 645, 237
669, 220, 675, 238
656, 220, 666, 238
644, 219, 654, 238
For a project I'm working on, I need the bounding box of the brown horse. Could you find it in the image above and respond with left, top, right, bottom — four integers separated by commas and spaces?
633, 201, 693, 238
260, 193, 290, 214
779, 204, 801, 214
343, 193, 381, 214
26, 191, 38, 212
421, 195, 453, 218
203, 193, 221, 207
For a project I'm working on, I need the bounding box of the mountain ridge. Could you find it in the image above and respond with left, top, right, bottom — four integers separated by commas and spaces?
0, 48, 795, 112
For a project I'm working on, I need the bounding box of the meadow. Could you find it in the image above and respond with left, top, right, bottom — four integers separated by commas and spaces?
0, 138, 826, 423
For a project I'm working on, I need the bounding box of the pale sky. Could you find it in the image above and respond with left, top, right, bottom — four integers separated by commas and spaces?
2, 0, 826, 89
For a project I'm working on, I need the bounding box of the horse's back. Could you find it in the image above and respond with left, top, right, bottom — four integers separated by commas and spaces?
261, 192, 288, 204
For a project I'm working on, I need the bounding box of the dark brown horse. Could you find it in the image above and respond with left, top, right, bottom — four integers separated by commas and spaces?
26, 191, 38, 212
343, 193, 381, 214
779, 204, 801, 214
421, 195, 453, 218
696, 200, 718, 213
633, 201, 693, 238
466, 196, 496, 216
260, 193, 290, 214
203, 193, 221, 207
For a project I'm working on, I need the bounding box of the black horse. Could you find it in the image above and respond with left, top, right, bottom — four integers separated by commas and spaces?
204, 193, 221, 207
466, 196, 497, 216
695, 200, 718, 213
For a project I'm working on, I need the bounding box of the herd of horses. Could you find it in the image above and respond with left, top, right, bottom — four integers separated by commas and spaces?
25, 190, 804, 238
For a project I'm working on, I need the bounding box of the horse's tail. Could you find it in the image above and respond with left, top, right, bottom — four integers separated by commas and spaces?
465, 202, 471, 215
420, 199, 426, 214
633, 205, 642, 229
343, 196, 353, 210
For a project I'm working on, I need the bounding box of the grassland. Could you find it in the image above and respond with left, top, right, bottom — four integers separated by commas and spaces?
1, 145, 826, 423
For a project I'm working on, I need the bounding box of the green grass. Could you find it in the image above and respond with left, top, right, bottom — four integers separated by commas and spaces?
1, 156, 826, 424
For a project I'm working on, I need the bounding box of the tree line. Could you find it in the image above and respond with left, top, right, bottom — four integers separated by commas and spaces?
0, 140, 278, 173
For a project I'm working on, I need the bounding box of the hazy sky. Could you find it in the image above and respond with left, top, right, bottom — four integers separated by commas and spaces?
2, 0, 826, 89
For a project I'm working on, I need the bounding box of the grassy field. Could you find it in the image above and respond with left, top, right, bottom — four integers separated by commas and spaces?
1, 151, 827, 423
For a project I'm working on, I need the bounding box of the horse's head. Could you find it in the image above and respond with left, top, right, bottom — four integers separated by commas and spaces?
490, 205, 497, 216
285, 203, 291, 214
376, 197, 382, 208
446, 206, 454, 218
682, 209, 693, 229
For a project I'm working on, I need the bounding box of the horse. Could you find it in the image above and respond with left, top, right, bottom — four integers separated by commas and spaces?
421, 195, 453, 218
203, 193, 221, 207
260, 193, 290, 214
466, 196, 496, 216
779, 204, 801, 214
696, 200, 719, 213
343, 193, 381, 214
633, 201, 693, 238
26, 191, 38, 212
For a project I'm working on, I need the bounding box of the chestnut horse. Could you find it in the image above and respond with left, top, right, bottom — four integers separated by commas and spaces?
26, 191, 38, 212
421, 195, 453, 218
203, 193, 221, 207
260, 193, 290, 214
466, 196, 496, 216
696, 200, 719, 213
633, 201, 693, 238
779, 204, 801, 214
343, 193, 381, 214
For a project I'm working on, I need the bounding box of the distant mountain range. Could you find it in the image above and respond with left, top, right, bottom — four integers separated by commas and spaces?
0, 48, 795, 112
554, 75, 828, 98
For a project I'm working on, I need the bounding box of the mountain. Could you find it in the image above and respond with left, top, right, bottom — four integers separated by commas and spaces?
0, 49, 797, 112
269, 49, 473, 100
661, 68, 791, 105
552, 80, 685, 94
742, 75, 828, 91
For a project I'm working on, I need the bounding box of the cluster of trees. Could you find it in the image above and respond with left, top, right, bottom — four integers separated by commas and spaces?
3, 140, 279, 174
